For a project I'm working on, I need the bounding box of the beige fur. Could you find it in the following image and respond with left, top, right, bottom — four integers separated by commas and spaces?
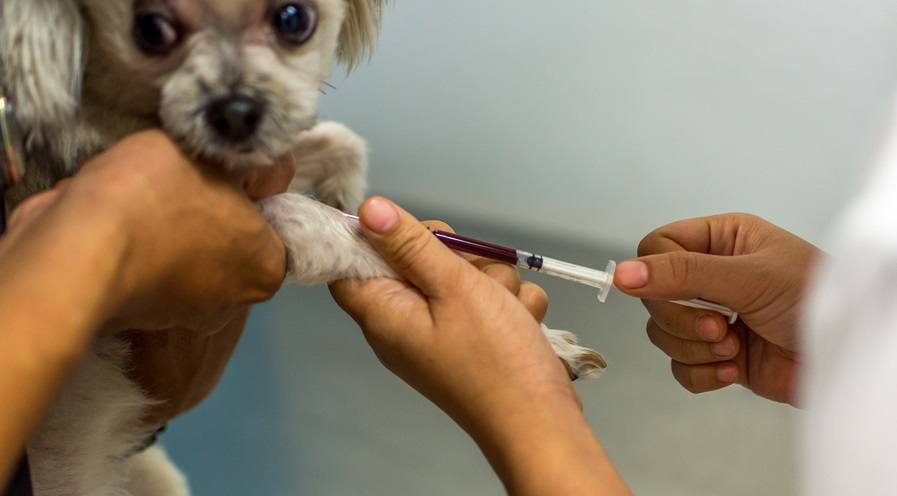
338, 0, 387, 70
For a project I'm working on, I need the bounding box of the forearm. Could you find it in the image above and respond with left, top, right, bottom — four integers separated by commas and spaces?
469, 392, 630, 496
0, 191, 126, 482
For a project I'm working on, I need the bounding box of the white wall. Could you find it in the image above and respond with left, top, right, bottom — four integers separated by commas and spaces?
320, 0, 897, 251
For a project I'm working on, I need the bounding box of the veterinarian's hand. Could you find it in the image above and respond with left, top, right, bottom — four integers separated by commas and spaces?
331, 198, 573, 429
330, 197, 629, 495
615, 214, 823, 406
427, 222, 551, 322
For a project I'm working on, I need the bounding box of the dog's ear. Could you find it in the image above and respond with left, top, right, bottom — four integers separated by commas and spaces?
0, 0, 86, 140
338, 0, 386, 71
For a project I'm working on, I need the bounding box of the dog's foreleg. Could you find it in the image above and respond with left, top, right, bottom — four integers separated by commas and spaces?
290, 121, 368, 213
260, 193, 394, 284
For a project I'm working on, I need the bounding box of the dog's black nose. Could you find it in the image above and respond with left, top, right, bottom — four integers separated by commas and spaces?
206, 96, 265, 143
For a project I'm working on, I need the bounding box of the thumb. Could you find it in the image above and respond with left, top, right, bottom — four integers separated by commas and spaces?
614, 251, 758, 310
359, 196, 469, 298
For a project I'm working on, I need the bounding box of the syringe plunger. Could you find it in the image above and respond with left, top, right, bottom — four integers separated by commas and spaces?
519, 253, 616, 303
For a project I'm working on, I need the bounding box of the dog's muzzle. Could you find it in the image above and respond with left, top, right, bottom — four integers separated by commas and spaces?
205, 95, 266, 143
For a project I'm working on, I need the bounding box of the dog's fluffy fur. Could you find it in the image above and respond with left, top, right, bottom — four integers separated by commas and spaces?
0, 1, 604, 494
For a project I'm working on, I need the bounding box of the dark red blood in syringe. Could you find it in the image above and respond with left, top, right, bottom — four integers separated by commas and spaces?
431, 230, 518, 265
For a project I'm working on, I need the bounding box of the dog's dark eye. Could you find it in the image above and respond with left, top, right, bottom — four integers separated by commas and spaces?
133, 11, 182, 55
272, 3, 318, 46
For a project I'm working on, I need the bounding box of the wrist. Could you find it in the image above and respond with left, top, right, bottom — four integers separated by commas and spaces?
68, 166, 160, 319
462, 388, 629, 495
64, 178, 136, 314
1, 184, 130, 355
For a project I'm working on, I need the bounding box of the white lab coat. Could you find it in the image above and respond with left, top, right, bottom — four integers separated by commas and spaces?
802, 101, 897, 495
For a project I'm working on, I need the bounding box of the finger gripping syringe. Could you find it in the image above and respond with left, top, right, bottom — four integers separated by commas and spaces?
429, 229, 738, 324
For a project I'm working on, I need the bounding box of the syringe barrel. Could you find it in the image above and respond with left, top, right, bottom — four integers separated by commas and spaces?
518, 253, 615, 302
540, 257, 611, 288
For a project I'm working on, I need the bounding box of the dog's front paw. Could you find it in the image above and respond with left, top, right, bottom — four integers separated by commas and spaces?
290, 121, 369, 213
260, 193, 395, 284
542, 324, 606, 380
316, 165, 366, 213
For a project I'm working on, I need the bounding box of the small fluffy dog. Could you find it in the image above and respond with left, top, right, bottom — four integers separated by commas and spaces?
0, 1, 606, 494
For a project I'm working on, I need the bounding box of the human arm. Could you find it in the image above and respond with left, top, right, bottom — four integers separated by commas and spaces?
613, 213, 824, 405
330, 197, 630, 495
0, 179, 132, 483
0, 130, 288, 483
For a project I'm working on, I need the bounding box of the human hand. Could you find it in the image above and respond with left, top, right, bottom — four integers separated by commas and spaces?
446, 227, 551, 324
6, 131, 295, 424
70, 130, 289, 332
615, 214, 823, 405
118, 150, 297, 425
329, 198, 629, 495
329, 198, 575, 430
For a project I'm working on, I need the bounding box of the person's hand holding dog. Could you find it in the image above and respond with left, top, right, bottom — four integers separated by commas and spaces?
614, 214, 823, 405
1, 130, 292, 430
330, 197, 630, 496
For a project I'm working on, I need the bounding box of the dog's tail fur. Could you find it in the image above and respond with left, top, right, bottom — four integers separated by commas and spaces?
339, 0, 388, 70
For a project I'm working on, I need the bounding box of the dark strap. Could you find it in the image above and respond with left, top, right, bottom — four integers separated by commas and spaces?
3, 454, 33, 496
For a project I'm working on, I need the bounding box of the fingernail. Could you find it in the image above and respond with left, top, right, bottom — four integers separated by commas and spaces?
696, 316, 722, 341
711, 337, 736, 358
362, 197, 398, 234
717, 364, 738, 384
616, 261, 649, 289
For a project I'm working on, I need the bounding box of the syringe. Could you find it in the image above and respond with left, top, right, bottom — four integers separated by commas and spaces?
430, 229, 618, 302
430, 229, 739, 324
345, 213, 738, 324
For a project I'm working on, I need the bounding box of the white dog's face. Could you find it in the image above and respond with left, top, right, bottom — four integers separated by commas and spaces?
78, 0, 346, 167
